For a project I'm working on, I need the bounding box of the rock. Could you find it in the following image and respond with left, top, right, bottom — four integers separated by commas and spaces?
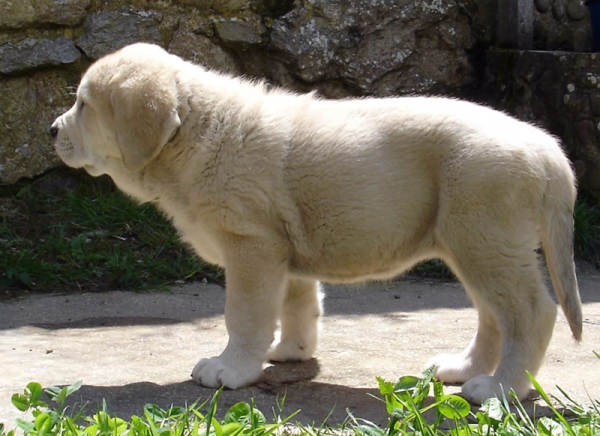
534, 0, 592, 51
0, 38, 81, 75
536, 0, 552, 12
486, 49, 600, 201
552, 0, 566, 19
589, 91, 600, 115
269, 0, 474, 95
0, 0, 90, 29
573, 27, 589, 51
169, 19, 240, 74
0, 71, 79, 183
566, 0, 588, 20
212, 0, 248, 13
214, 15, 267, 47
77, 10, 163, 60
250, 0, 294, 17
0, 0, 596, 199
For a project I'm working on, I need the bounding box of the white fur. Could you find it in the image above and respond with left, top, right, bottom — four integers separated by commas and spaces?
51, 43, 583, 404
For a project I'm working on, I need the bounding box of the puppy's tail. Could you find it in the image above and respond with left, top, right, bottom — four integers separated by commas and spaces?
540, 151, 582, 342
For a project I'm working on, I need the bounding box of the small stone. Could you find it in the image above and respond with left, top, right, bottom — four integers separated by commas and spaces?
566, 0, 587, 20
214, 17, 266, 46
573, 28, 590, 52
590, 92, 600, 115
552, 0, 566, 19
535, 0, 551, 12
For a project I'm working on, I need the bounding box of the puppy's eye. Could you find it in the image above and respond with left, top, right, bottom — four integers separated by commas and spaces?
79, 101, 85, 111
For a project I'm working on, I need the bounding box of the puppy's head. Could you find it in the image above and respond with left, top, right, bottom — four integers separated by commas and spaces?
51, 43, 182, 176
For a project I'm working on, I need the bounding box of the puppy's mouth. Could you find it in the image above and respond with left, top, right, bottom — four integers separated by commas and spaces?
54, 140, 74, 154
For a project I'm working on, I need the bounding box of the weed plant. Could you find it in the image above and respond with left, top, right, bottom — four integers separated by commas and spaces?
2, 365, 599, 436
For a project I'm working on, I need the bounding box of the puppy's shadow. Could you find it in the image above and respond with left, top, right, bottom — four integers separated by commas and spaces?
259, 358, 322, 389
54, 359, 389, 426
52, 359, 556, 428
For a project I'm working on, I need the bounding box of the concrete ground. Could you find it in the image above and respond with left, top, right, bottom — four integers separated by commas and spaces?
1, 267, 599, 429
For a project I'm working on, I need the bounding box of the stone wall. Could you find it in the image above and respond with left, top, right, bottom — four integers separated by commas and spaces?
534, 0, 592, 51
0, 0, 595, 185
486, 50, 600, 200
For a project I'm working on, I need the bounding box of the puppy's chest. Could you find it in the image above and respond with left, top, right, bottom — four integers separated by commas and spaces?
158, 198, 225, 266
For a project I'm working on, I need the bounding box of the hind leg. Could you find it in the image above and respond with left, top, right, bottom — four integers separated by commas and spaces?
267, 277, 322, 362
460, 264, 557, 403
435, 249, 557, 403
428, 298, 501, 383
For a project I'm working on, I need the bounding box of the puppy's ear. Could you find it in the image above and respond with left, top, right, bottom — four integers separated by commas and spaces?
111, 79, 181, 172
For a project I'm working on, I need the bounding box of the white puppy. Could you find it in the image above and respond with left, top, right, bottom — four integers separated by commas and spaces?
51, 43, 582, 404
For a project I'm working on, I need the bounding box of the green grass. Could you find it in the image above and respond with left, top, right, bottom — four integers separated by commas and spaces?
574, 198, 600, 265
0, 169, 223, 295
2, 364, 599, 436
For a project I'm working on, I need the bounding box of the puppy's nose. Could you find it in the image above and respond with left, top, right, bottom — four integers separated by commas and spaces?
49, 125, 59, 139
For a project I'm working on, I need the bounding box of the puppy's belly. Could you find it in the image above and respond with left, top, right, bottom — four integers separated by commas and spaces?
288, 242, 432, 283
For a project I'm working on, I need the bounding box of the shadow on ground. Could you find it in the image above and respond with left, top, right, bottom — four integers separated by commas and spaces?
55, 359, 561, 429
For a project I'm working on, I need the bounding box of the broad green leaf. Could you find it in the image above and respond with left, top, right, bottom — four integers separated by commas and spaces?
15, 418, 35, 434
145, 403, 168, 420
376, 377, 395, 395
538, 417, 567, 436
45, 386, 62, 402
34, 412, 54, 434
57, 386, 69, 404
211, 418, 223, 436
11, 394, 30, 412
83, 424, 99, 436
480, 397, 504, 422
437, 395, 471, 419
26, 382, 43, 403
224, 402, 252, 424
220, 422, 242, 436
64, 381, 83, 397
394, 375, 420, 392
223, 402, 265, 427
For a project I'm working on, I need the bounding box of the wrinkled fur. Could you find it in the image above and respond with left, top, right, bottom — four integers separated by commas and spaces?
51, 43, 583, 404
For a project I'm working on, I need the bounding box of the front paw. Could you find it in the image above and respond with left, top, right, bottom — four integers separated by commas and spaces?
191, 356, 262, 389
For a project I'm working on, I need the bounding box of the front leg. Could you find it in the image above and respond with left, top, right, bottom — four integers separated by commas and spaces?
268, 277, 322, 362
191, 234, 288, 388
